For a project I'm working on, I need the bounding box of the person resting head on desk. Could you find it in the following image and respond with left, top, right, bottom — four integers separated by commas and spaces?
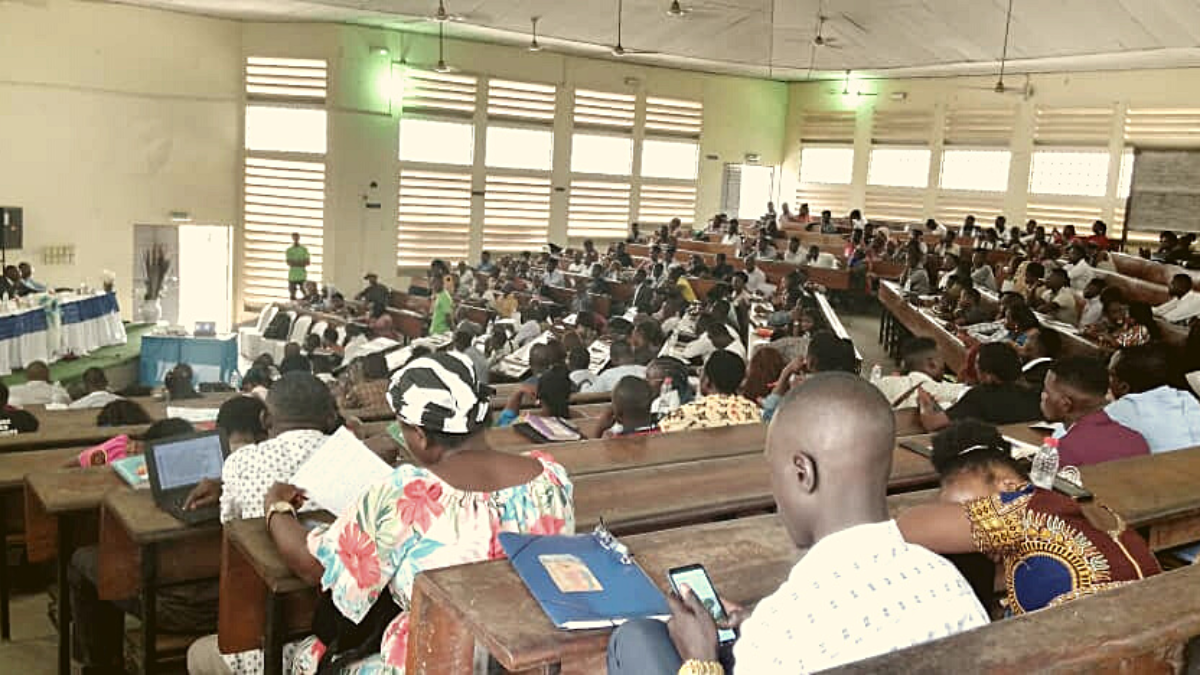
608, 374, 988, 675
896, 420, 1160, 617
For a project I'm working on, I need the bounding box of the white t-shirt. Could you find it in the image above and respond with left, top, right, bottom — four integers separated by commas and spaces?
732, 520, 988, 674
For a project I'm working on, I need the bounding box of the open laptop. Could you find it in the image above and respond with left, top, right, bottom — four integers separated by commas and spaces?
145, 430, 230, 525
194, 321, 217, 337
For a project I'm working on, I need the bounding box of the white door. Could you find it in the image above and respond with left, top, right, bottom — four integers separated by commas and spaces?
177, 225, 233, 333
737, 165, 777, 220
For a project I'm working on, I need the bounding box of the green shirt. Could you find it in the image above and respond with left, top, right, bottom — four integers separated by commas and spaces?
286, 245, 309, 283
429, 290, 454, 335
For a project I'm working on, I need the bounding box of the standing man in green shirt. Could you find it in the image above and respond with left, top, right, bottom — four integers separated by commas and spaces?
285, 232, 310, 300
428, 273, 455, 335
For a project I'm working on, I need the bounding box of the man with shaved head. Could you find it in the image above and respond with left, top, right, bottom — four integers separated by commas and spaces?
608, 374, 988, 674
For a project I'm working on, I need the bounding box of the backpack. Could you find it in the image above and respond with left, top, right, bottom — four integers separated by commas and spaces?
262, 312, 293, 340
311, 586, 400, 674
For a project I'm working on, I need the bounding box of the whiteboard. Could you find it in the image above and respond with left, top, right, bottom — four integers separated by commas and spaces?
1127, 149, 1200, 235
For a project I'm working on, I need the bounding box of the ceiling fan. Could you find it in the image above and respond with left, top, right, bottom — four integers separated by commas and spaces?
398, 0, 479, 25
528, 16, 543, 52
813, 15, 843, 49
433, 22, 456, 73
824, 70, 878, 96
959, 0, 1033, 98
609, 0, 659, 57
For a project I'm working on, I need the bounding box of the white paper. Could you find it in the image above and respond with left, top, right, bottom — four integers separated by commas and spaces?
291, 426, 394, 515
166, 406, 220, 424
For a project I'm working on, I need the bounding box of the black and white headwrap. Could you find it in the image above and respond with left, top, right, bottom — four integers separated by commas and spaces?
387, 351, 490, 434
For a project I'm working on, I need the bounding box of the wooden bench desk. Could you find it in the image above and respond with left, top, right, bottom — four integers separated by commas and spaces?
1081, 444, 1200, 551
0, 423, 150, 454
218, 444, 939, 673
406, 491, 938, 674
832, 562, 1200, 674
25, 466, 124, 674
96, 490, 221, 674
878, 281, 968, 374
0, 446, 86, 640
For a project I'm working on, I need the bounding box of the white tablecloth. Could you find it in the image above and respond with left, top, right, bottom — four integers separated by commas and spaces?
0, 293, 127, 376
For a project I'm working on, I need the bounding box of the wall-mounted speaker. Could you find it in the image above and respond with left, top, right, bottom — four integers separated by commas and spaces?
0, 207, 23, 250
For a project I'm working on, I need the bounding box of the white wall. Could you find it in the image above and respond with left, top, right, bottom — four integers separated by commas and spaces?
0, 1, 242, 316
782, 68, 1200, 236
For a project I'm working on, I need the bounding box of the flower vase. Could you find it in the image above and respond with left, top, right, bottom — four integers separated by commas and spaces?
139, 297, 163, 324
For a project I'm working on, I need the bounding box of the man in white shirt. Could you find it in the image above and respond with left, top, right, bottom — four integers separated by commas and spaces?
743, 258, 771, 295
607, 374, 988, 675
1106, 344, 1200, 454
969, 250, 998, 293
873, 337, 968, 407
1078, 278, 1106, 328
679, 320, 746, 363
805, 245, 839, 269
582, 340, 647, 394
1153, 273, 1200, 324
781, 237, 804, 264
542, 257, 566, 287
1064, 244, 1094, 292
68, 367, 123, 409
1036, 269, 1079, 325
8, 360, 70, 406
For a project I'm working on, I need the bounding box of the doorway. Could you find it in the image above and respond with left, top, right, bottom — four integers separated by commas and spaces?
133, 224, 233, 332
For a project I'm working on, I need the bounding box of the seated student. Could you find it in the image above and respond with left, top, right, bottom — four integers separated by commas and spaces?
8, 360, 69, 406
780, 237, 804, 264
496, 365, 573, 427
658, 351, 760, 433
71, 418, 203, 673
897, 420, 1160, 616
681, 317, 746, 363
804, 245, 839, 270
969, 249, 998, 292
629, 320, 664, 364
1041, 357, 1150, 467
707, 252, 734, 281
196, 354, 574, 675
451, 321, 489, 387
1106, 344, 1200, 454
1078, 277, 1107, 328
0, 382, 38, 435
95, 398, 153, 427
583, 340, 646, 394
953, 286, 993, 326
687, 253, 709, 278
1035, 268, 1079, 325
917, 343, 1042, 432
165, 363, 204, 400
1084, 294, 1157, 349
743, 257, 772, 295
899, 252, 932, 295
1064, 243, 1094, 292
69, 367, 123, 409
873, 337, 967, 408
740, 346, 786, 405
216, 394, 269, 450
604, 376, 659, 438
1153, 273, 1200, 325
610, 375, 987, 675
1019, 326, 1060, 393
760, 331, 858, 421
667, 266, 698, 304
567, 346, 596, 392
646, 356, 695, 417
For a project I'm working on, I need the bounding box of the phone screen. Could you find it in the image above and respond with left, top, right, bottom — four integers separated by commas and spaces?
669, 566, 736, 644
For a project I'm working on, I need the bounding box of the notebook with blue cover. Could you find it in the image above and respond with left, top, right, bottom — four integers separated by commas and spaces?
499, 528, 670, 630
111, 455, 149, 489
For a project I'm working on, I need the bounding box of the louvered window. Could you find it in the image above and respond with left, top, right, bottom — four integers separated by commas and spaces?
483, 176, 551, 252
487, 79, 556, 122
639, 97, 702, 228
640, 184, 697, 228
1028, 150, 1110, 197
396, 70, 480, 267
943, 108, 1015, 146
402, 69, 478, 117
799, 110, 857, 142
245, 57, 327, 102
645, 97, 703, 137
865, 187, 925, 224
934, 193, 1005, 227
1034, 107, 1115, 146
241, 57, 327, 308
1124, 108, 1200, 148
242, 158, 326, 307
939, 149, 1010, 192
397, 170, 472, 267
872, 109, 933, 144
569, 181, 633, 240
569, 90, 636, 240
796, 145, 854, 217
1024, 201, 1104, 229
867, 148, 930, 188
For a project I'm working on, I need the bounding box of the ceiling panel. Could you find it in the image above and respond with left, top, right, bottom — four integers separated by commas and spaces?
98, 0, 1200, 80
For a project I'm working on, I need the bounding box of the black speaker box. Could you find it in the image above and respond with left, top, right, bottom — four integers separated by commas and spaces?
0, 208, 23, 250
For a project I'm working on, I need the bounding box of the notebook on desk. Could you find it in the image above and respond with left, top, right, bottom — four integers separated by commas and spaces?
500, 528, 669, 630
145, 430, 229, 525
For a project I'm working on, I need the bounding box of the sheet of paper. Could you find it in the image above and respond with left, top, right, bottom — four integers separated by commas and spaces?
291, 426, 394, 516
166, 406, 220, 424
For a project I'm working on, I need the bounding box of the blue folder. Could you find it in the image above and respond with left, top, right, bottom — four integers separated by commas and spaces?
499, 532, 670, 629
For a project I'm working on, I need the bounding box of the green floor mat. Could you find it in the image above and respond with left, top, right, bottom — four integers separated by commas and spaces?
1, 323, 155, 387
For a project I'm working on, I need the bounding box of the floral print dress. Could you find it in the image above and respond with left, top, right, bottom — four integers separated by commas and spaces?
290, 452, 574, 674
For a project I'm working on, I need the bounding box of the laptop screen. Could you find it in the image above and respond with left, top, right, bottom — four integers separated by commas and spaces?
151, 433, 225, 490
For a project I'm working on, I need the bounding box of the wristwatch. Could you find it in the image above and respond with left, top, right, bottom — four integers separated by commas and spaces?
678, 660, 724, 675
266, 500, 297, 529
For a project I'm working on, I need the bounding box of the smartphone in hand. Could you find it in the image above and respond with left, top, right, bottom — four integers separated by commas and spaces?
668, 564, 736, 645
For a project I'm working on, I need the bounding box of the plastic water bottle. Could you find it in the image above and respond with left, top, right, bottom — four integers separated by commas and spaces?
1030, 437, 1060, 490
869, 364, 883, 385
